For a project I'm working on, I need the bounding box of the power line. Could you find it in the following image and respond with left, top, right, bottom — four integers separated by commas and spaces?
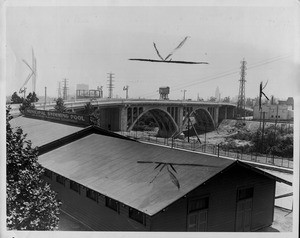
138, 53, 292, 99
143, 54, 291, 98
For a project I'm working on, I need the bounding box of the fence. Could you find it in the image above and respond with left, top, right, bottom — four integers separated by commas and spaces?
118, 131, 293, 169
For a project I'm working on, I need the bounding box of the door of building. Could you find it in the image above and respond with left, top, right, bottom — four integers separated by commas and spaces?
235, 187, 253, 232
187, 196, 209, 231
187, 209, 208, 231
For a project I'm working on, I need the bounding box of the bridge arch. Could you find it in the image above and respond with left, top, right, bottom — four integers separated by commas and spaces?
182, 107, 215, 134
128, 108, 178, 138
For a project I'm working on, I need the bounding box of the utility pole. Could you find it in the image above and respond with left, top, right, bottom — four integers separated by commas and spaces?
123, 85, 129, 99
107, 73, 115, 99
258, 81, 269, 152
44, 87, 47, 110
261, 111, 266, 153
187, 111, 190, 143
182, 89, 187, 100
273, 103, 279, 145
237, 59, 247, 120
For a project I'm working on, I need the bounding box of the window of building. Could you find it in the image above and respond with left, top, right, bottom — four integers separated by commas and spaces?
86, 188, 98, 202
271, 115, 274, 118
105, 197, 119, 213
188, 197, 209, 213
237, 187, 253, 201
129, 207, 146, 225
70, 180, 80, 193
56, 175, 65, 185
44, 169, 52, 179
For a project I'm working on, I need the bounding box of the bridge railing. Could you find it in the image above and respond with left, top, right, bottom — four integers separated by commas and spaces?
118, 131, 293, 169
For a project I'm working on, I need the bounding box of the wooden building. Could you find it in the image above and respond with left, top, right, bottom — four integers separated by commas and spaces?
12, 116, 291, 232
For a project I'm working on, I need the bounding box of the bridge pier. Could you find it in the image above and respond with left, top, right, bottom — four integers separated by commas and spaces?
228, 106, 235, 119
213, 106, 219, 126
120, 107, 128, 131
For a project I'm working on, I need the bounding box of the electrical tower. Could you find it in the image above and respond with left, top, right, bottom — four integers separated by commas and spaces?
237, 59, 247, 119
62, 78, 69, 100
107, 73, 114, 98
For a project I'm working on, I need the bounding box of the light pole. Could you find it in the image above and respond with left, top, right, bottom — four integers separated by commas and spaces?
123, 85, 129, 99
181, 89, 187, 100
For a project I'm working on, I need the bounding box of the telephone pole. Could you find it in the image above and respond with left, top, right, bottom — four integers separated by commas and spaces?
107, 73, 115, 99
44, 87, 47, 110
237, 59, 247, 119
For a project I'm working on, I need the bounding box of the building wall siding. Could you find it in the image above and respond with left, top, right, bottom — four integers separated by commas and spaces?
43, 163, 275, 232
150, 164, 275, 232
44, 174, 150, 231
151, 197, 187, 231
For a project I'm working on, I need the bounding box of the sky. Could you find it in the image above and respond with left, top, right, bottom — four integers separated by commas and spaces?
4, 1, 300, 101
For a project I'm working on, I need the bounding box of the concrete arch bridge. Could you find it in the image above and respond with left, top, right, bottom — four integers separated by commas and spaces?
70, 99, 244, 138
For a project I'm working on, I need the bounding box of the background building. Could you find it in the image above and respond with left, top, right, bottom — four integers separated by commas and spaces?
253, 97, 294, 121
76, 83, 102, 99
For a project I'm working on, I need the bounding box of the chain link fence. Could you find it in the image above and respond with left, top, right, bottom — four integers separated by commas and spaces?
119, 131, 293, 169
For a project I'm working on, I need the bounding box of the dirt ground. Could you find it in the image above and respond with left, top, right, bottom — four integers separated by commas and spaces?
257, 207, 293, 232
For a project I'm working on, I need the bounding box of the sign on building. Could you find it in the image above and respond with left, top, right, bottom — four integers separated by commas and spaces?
24, 109, 90, 125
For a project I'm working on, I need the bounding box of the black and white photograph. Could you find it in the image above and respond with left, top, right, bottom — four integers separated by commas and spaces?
1, 0, 299, 237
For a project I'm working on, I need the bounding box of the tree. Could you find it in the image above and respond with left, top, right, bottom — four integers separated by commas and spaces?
19, 99, 35, 114
27, 92, 39, 103
11, 92, 23, 104
223, 96, 230, 103
6, 107, 61, 230
90, 108, 101, 126
84, 102, 95, 115
245, 97, 254, 108
208, 96, 217, 102
19, 92, 39, 114
54, 98, 67, 113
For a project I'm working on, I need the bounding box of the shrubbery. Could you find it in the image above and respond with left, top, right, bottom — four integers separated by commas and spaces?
221, 124, 293, 158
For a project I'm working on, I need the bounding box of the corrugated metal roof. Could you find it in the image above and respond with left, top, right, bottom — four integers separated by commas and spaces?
38, 133, 234, 216
10, 116, 83, 147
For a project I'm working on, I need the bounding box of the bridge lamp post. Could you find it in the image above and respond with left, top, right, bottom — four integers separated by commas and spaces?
181, 89, 187, 101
